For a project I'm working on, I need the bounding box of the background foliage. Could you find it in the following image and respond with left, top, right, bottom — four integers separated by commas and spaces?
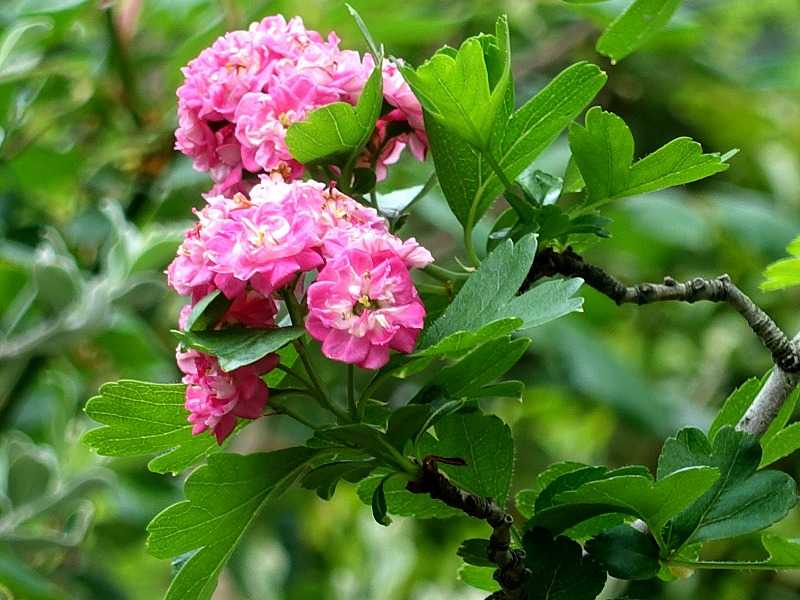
2, 0, 800, 598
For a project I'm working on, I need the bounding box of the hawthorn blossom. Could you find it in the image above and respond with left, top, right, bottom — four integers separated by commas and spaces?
305, 247, 427, 369
177, 348, 277, 443
175, 15, 427, 194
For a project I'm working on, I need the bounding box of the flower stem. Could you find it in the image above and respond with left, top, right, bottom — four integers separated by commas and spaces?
347, 364, 357, 420
422, 264, 469, 283
280, 288, 351, 423
268, 395, 319, 429
275, 363, 314, 390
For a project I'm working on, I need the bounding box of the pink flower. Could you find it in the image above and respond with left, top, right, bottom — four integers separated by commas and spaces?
178, 348, 278, 443
305, 248, 426, 369
382, 60, 428, 160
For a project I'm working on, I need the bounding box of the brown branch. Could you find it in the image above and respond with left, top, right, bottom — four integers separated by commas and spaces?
526, 247, 800, 375
407, 456, 529, 599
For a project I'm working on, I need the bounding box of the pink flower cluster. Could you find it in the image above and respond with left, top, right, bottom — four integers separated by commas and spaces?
169, 176, 432, 441
175, 15, 427, 196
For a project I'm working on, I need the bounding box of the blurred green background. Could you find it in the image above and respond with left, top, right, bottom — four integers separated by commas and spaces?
2, 0, 800, 598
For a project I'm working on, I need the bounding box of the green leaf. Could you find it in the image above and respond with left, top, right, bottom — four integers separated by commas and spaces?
761, 386, 799, 447
674, 534, 800, 570
174, 326, 304, 372
286, 65, 383, 165
371, 475, 392, 526
657, 427, 798, 551
147, 448, 319, 600
471, 380, 525, 400
522, 528, 607, 600
457, 538, 493, 567
301, 460, 376, 500
386, 404, 433, 451
708, 377, 762, 442
401, 16, 510, 150
414, 318, 523, 358
762, 235, 800, 291
426, 61, 605, 230
596, 0, 683, 62
529, 467, 720, 548
585, 525, 661, 580
0, 550, 67, 600
439, 335, 530, 397
458, 563, 500, 592
570, 107, 731, 208
83, 380, 230, 475
419, 236, 583, 351
419, 412, 514, 506
358, 473, 462, 519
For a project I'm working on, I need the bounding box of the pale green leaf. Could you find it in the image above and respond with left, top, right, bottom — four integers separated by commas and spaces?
596, 0, 683, 62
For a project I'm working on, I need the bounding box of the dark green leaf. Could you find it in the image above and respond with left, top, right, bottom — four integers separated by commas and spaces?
301, 460, 376, 500
457, 538, 493, 567
585, 525, 661, 580
174, 326, 304, 372
523, 528, 607, 600
184, 290, 230, 332
316, 424, 415, 473
658, 426, 797, 550
371, 475, 392, 526
386, 404, 433, 450
357, 473, 462, 519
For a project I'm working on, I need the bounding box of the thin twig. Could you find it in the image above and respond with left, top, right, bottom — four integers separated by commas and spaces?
526, 247, 800, 374
407, 456, 529, 599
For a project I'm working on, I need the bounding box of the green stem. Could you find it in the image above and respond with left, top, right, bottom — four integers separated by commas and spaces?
463, 225, 481, 267
483, 150, 520, 199
280, 288, 351, 423
422, 264, 469, 283
268, 396, 319, 429
357, 369, 395, 420
275, 363, 314, 390
347, 364, 357, 420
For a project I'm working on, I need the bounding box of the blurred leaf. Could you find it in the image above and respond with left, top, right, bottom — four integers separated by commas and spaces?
83, 380, 231, 475
522, 528, 607, 600
286, 64, 382, 166
596, 0, 683, 62
0, 550, 66, 600
585, 524, 661, 580
147, 448, 319, 600
570, 107, 731, 207
658, 427, 797, 550
173, 326, 303, 372
762, 235, 800, 291
419, 412, 514, 506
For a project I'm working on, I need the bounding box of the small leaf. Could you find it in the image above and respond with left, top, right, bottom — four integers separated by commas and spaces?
174, 326, 303, 372
357, 473, 462, 519
596, 0, 683, 62
457, 538, 493, 567
458, 563, 500, 592
708, 376, 763, 442
570, 107, 731, 208
761, 422, 800, 467
147, 448, 320, 600
658, 426, 798, 551
386, 404, 433, 451
83, 380, 232, 475
585, 525, 661, 580
401, 16, 510, 150
523, 528, 607, 600
371, 475, 392, 526
316, 424, 414, 473
286, 64, 382, 166
762, 234, 800, 291
516, 461, 588, 519
184, 290, 230, 331
301, 460, 376, 500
